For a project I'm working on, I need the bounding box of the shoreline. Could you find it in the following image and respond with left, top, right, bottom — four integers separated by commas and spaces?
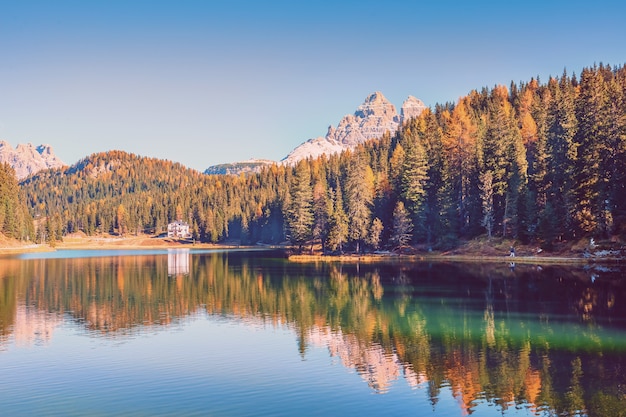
1, 235, 623, 265
286, 253, 620, 265
0, 235, 249, 255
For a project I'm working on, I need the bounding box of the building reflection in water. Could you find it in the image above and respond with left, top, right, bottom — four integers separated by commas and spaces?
167, 249, 190, 277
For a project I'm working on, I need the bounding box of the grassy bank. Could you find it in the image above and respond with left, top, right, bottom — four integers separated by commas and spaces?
2, 233, 623, 265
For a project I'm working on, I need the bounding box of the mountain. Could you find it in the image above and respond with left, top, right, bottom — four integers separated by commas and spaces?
204, 92, 426, 174
21, 150, 285, 243
0, 141, 65, 180
20, 63, 626, 248
281, 92, 425, 165
204, 159, 275, 175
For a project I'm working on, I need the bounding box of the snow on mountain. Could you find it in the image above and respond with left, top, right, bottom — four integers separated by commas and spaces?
204, 91, 427, 173
281, 92, 426, 165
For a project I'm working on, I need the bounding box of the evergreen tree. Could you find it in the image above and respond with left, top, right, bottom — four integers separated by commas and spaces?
367, 217, 384, 251
327, 185, 349, 253
546, 74, 578, 240
537, 202, 558, 249
389, 142, 405, 192
45, 216, 56, 247
574, 66, 610, 235
442, 97, 480, 237
479, 171, 495, 239
116, 204, 128, 236
345, 154, 373, 253
481, 85, 528, 237
286, 161, 314, 251
524, 79, 550, 239
417, 109, 445, 246
312, 176, 332, 253
391, 201, 412, 249
400, 128, 428, 240
0, 163, 34, 240
608, 67, 626, 235
17, 63, 626, 248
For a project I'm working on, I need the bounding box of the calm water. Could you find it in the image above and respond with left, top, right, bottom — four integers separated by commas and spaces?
1, 249, 625, 417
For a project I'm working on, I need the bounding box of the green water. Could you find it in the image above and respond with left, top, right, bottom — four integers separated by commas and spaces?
0, 249, 625, 416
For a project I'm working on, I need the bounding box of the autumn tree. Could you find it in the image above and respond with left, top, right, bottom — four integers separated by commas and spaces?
442, 96, 480, 237
18, 63, 626, 249
116, 204, 128, 236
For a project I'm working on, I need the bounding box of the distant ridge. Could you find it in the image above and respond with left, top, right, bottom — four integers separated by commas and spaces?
0, 140, 65, 180
204, 159, 275, 175
204, 92, 427, 174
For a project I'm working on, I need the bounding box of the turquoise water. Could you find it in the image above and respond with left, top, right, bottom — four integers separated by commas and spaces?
1, 250, 625, 416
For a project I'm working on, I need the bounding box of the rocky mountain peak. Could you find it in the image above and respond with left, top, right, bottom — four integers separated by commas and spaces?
282, 92, 422, 165
400, 96, 427, 123
354, 91, 397, 118
0, 141, 66, 180
205, 91, 428, 174
324, 92, 399, 148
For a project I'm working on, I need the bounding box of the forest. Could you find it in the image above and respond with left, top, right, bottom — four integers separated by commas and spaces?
0, 163, 34, 241
9, 63, 626, 252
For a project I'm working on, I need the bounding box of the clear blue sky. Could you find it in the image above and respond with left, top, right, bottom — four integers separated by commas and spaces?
1, 0, 624, 171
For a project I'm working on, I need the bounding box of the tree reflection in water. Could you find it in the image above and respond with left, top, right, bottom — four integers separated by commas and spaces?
1, 251, 625, 416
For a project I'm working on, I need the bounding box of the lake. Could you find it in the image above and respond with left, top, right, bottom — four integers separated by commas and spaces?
1, 249, 625, 416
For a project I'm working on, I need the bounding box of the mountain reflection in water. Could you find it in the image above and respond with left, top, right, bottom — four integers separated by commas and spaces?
1, 250, 625, 416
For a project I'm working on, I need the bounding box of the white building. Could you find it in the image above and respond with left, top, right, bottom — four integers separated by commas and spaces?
167, 220, 192, 239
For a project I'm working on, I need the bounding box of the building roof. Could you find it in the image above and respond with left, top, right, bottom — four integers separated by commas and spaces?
169, 220, 189, 226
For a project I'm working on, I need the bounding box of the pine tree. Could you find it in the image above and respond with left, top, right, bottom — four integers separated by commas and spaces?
116, 204, 128, 236
389, 142, 405, 192
417, 109, 445, 246
481, 85, 528, 237
525, 79, 551, 239
537, 202, 558, 249
327, 185, 349, 253
312, 177, 332, 253
479, 171, 495, 239
608, 66, 626, 236
574, 66, 611, 235
442, 97, 480, 237
0, 163, 34, 240
286, 161, 314, 251
367, 217, 384, 251
345, 154, 373, 253
16, 64, 626, 246
400, 128, 428, 241
45, 216, 56, 247
391, 201, 412, 249
546, 74, 578, 240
